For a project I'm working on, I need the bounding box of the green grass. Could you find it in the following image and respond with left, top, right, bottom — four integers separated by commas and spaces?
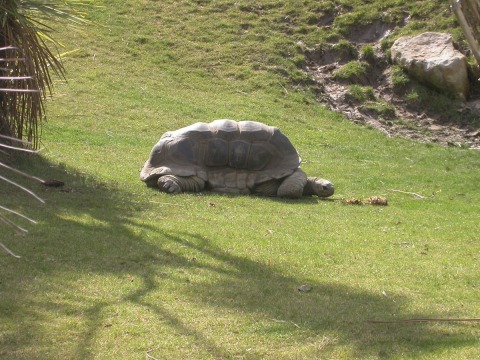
346, 85, 376, 102
391, 65, 411, 89
359, 100, 397, 119
1, 1, 480, 359
333, 61, 370, 83
360, 45, 376, 62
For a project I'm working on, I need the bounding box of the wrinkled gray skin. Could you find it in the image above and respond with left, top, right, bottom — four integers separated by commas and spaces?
140, 120, 334, 199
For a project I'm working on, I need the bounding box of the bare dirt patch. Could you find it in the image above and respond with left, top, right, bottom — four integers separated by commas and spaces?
303, 31, 480, 149
345, 21, 397, 44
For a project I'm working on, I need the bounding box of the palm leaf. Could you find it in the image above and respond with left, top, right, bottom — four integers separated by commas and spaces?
0, 1, 91, 251
0, 0, 92, 148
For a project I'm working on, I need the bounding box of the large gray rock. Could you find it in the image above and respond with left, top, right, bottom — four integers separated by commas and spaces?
391, 32, 469, 100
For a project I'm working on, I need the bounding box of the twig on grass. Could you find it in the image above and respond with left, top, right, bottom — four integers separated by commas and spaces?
146, 352, 160, 360
389, 189, 426, 199
366, 318, 480, 324
148, 200, 186, 206
271, 318, 301, 328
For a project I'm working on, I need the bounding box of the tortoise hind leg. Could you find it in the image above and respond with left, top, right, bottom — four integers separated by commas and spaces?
157, 175, 205, 194
277, 168, 307, 198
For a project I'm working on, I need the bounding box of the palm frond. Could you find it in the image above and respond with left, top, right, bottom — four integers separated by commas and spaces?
0, 0, 91, 253
0, 136, 45, 257
0, 0, 92, 148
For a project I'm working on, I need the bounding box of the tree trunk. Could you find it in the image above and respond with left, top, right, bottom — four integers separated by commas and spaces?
451, 0, 480, 66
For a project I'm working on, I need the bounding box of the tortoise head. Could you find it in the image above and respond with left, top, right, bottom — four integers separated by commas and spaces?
304, 177, 334, 197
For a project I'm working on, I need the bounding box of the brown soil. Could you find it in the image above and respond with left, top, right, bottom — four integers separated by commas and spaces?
302, 26, 480, 149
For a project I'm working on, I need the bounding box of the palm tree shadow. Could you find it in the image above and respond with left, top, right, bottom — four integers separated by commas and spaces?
1, 155, 247, 358
0, 156, 182, 357
0, 155, 477, 359
162, 230, 478, 358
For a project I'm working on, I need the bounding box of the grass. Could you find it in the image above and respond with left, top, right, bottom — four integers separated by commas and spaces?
391, 65, 411, 89
360, 45, 376, 62
359, 100, 397, 119
1, 0, 480, 359
346, 85, 396, 120
346, 85, 376, 103
333, 61, 369, 83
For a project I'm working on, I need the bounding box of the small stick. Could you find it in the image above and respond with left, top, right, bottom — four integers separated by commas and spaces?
146, 353, 160, 360
271, 318, 301, 328
389, 189, 426, 199
366, 318, 480, 324
148, 201, 185, 206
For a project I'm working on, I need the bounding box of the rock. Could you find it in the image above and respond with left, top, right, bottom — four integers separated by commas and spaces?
391, 32, 469, 100
297, 284, 312, 292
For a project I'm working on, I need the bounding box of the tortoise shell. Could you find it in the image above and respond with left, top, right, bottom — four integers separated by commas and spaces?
140, 119, 301, 190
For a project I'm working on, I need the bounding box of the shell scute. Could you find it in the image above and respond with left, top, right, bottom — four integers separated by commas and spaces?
205, 138, 228, 167
229, 140, 250, 169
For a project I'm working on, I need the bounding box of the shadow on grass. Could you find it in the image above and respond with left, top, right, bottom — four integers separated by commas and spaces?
0, 155, 477, 359
160, 230, 478, 357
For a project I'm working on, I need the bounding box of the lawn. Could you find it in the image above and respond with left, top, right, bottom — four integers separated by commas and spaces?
1, 1, 479, 359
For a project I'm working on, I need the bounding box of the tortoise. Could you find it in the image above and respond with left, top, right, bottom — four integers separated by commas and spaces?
140, 119, 334, 198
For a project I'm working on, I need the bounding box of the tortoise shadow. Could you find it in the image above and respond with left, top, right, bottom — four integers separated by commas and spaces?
156, 187, 337, 205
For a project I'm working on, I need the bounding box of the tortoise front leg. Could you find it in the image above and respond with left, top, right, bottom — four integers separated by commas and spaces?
157, 175, 205, 194
277, 168, 308, 198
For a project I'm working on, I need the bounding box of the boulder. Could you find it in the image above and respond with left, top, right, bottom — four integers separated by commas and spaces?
391, 32, 469, 100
